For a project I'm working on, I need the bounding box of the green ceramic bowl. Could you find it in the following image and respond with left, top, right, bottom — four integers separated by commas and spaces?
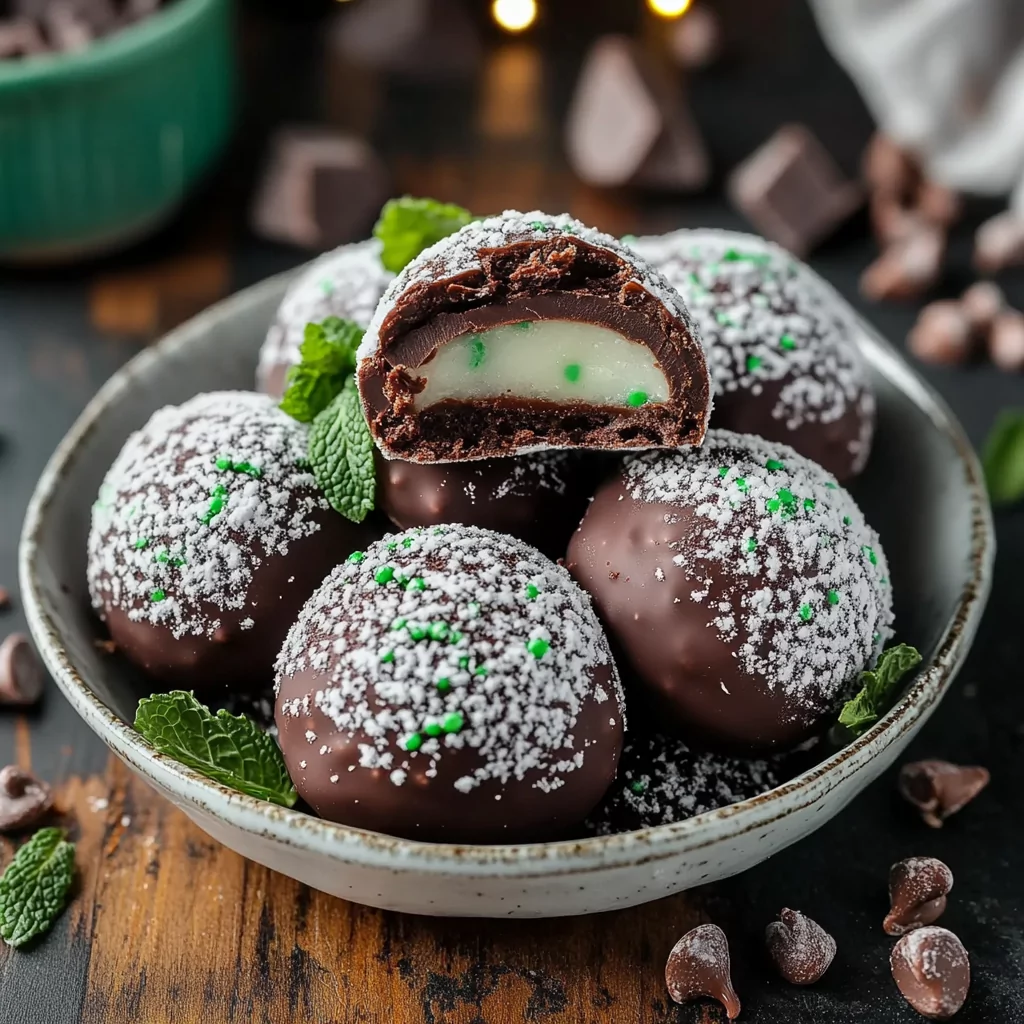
0, 0, 234, 262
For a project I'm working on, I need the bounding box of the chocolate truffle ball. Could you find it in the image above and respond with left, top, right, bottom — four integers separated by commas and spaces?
566, 430, 894, 751
632, 229, 875, 480
87, 392, 373, 692
274, 524, 625, 842
376, 450, 600, 560
585, 730, 790, 835
257, 239, 393, 397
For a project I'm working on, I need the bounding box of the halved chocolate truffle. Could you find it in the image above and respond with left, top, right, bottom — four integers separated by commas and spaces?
566, 430, 894, 751
274, 524, 625, 843
87, 392, 373, 691
631, 229, 875, 480
357, 211, 712, 462
257, 239, 393, 397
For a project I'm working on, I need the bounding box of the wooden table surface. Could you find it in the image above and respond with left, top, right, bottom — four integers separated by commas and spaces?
0, 2, 1023, 1021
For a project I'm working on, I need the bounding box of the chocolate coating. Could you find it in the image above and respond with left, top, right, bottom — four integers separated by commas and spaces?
884, 857, 954, 936
357, 211, 711, 462
87, 392, 375, 693
274, 525, 624, 843
891, 927, 971, 1020
632, 228, 875, 480
665, 924, 741, 1019
566, 430, 894, 751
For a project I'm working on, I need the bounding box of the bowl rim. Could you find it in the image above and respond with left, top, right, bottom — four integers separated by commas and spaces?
19, 271, 995, 877
0, 0, 224, 91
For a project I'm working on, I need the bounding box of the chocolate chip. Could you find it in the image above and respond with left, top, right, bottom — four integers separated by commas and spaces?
907, 301, 975, 365
960, 282, 1005, 335
665, 923, 741, 1020
765, 908, 836, 985
899, 760, 990, 828
0, 633, 46, 707
860, 224, 945, 302
988, 310, 1024, 373
884, 857, 953, 936
891, 927, 970, 1020
862, 133, 920, 199
975, 211, 1024, 274
916, 180, 962, 229
0, 766, 53, 833
869, 194, 923, 245
0, 15, 45, 56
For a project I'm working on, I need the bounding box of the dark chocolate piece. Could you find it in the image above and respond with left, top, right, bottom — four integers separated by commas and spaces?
665, 924, 741, 1019
884, 857, 953, 936
727, 124, 863, 257
899, 760, 990, 828
632, 227, 875, 481
566, 431, 893, 751
0, 634, 46, 706
860, 224, 945, 302
891, 927, 970, 1020
274, 525, 624, 843
908, 301, 976, 366
0, 766, 53, 833
765, 908, 836, 985
566, 36, 709, 192
357, 211, 711, 462
988, 310, 1024, 373
975, 211, 1024, 273
251, 128, 390, 251
87, 393, 377, 693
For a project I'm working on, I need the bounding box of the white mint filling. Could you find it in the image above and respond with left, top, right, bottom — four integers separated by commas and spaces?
413, 320, 670, 409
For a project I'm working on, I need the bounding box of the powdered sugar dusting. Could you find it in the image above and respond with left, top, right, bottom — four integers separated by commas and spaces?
87, 392, 328, 639
275, 524, 624, 794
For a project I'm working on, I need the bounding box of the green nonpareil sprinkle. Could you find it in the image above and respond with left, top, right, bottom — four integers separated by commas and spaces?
746, 537, 757, 552
722, 248, 771, 264
880, 577, 889, 586
474, 665, 488, 677
516, 321, 532, 331
735, 477, 748, 492
375, 566, 395, 584
441, 712, 464, 733
408, 624, 428, 641
828, 590, 840, 605
529, 220, 548, 231
563, 363, 581, 383
200, 484, 228, 526
391, 618, 406, 631
134, 538, 149, 550
747, 354, 762, 371
467, 602, 480, 617
843, 515, 852, 526
458, 657, 470, 670
826, 482, 838, 490
396, 574, 410, 588
765, 458, 785, 471
215, 457, 263, 479
629, 780, 647, 795
423, 721, 442, 737
779, 334, 796, 351
150, 589, 166, 603
716, 312, 734, 326
408, 577, 425, 592
469, 336, 487, 369
380, 650, 395, 664
799, 604, 813, 621
626, 390, 648, 408
436, 678, 451, 693
525, 583, 539, 600
347, 551, 365, 564
428, 622, 449, 641
320, 279, 334, 296
863, 546, 878, 566
402, 536, 414, 548
718, 466, 729, 478
526, 637, 550, 659
620, 233, 637, 243
404, 733, 422, 752
387, 541, 398, 552
449, 630, 462, 645
804, 498, 816, 510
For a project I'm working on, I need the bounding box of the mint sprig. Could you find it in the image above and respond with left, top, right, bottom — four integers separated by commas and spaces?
308, 377, 376, 523
280, 317, 365, 423
135, 691, 297, 808
982, 409, 1024, 506
0, 827, 75, 948
837, 643, 923, 737
374, 196, 474, 273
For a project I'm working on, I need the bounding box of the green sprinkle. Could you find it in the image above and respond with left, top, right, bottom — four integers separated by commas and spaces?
347, 551, 365, 564
391, 618, 407, 631
828, 590, 840, 605
803, 498, 816, 510
767, 498, 781, 513
525, 584, 539, 600
474, 665, 488, 677
234, 462, 262, 478
735, 477, 748, 492
320, 279, 334, 296
765, 458, 785, 472
380, 649, 395, 664
458, 657, 470, 670
436, 678, 451, 693
387, 541, 398, 552
620, 233, 637, 243
150, 589, 166, 603
469, 336, 487, 370
134, 538, 149, 550
747, 354, 762, 372
467, 602, 480, 618
375, 566, 395, 584
629, 780, 648, 795
718, 466, 730, 478
799, 604, 813, 621
716, 311, 734, 326
826, 482, 838, 490
200, 484, 228, 525
843, 515, 852, 526
777, 488, 794, 504
779, 334, 796, 351
448, 630, 462, 645
402, 536, 414, 548
408, 577, 425, 592
563, 363, 581, 383
722, 248, 771, 265
215, 457, 232, 470
626, 390, 648, 408
863, 546, 878, 566
746, 537, 757, 552
428, 622, 449, 642
156, 550, 169, 564
529, 220, 548, 231
424, 721, 442, 737
516, 320, 532, 331
526, 637, 550, 659
880, 577, 889, 586
408, 624, 428, 641
441, 712, 464, 734
396, 574, 410, 588
403, 733, 422, 752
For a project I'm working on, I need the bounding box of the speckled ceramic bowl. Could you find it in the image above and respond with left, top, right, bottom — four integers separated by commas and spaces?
19, 269, 993, 918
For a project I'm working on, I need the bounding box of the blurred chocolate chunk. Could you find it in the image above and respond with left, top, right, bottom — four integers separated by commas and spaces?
665, 924, 741, 1020
907, 301, 976, 366
43, 2, 95, 52
332, 0, 481, 82
975, 211, 1024, 273
667, 5, 722, 69
863, 133, 919, 199
2, 0, 158, 58
727, 124, 863, 256
884, 857, 953, 936
566, 36, 709, 193
961, 282, 1005, 334
891, 927, 970, 1020
765, 908, 836, 985
0, 16, 44, 56
0, 766, 53, 833
860, 224, 945, 301
988, 310, 1024, 373
252, 127, 389, 250
899, 760, 990, 828
917, 180, 962, 229
0, 633, 46, 707
0, 587, 9, 611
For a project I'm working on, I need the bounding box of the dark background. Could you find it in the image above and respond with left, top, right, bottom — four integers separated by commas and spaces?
0, 0, 1022, 1020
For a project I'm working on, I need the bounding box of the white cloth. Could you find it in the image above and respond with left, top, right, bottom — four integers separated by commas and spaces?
808, 0, 1024, 212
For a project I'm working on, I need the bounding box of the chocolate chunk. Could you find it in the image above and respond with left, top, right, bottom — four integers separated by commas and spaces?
907, 301, 975, 366
0, 587, 9, 611
891, 927, 970, 1020
0, 15, 44, 56
862, 133, 919, 199
899, 760, 990, 828
869, 195, 923, 245
566, 36, 709, 192
0, 766, 53, 833
860, 225, 945, 302
43, 2, 94, 51
884, 857, 953, 936
251, 128, 390, 250
917, 180, 962, 229
988, 310, 1024, 373
961, 282, 1005, 334
667, 5, 722, 69
0, 634, 45, 707
665, 924, 741, 1019
765, 908, 836, 985
727, 124, 863, 257
975, 211, 1024, 274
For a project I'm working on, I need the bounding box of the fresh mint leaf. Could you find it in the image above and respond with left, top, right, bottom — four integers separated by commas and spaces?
280, 317, 365, 423
308, 376, 375, 523
837, 643, 922, 737
374, 196, 474, 273
982, 409, 1024, 506
135, 691, 297, 808
0, 827, 75, 948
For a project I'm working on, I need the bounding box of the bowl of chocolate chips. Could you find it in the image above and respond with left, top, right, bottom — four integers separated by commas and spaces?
20, 198, 993, 917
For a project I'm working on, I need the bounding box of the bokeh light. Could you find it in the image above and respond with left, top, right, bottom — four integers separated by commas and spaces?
647, 0, 693, 19
492, 0, 538, 34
